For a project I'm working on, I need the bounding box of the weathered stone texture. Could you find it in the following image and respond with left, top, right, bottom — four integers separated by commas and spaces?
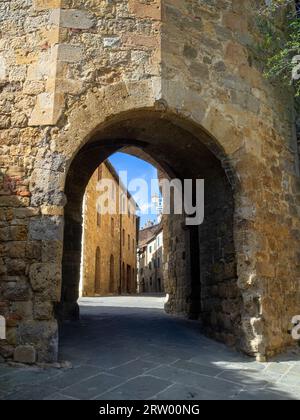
0, 0, 299, 363
14, 345, 36, 364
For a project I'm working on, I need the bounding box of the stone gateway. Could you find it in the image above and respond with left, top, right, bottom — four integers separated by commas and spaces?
0, 0, 299, 364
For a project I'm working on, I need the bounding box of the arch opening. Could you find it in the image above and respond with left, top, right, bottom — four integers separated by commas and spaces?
59, 111, 243, 350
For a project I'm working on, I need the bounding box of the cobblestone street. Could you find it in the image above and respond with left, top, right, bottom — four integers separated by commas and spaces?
0, 297, 300, 400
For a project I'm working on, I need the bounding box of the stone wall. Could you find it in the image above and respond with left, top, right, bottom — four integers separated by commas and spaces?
0, 0, 299, 363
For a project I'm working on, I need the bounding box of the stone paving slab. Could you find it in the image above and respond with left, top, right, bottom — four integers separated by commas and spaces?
0, 297, 300, 400
45, 365, 104, 390
232, 388, 294, 401
45, 392, 79, 401
96, 376, 172, 401
4, 384, 59, 401
0, 367, 61, 395
108, 359, 159, 378
146, 366, 243, 399
151, 383, 229, 401
62, 373, 124, 400
172, 359, 224, 377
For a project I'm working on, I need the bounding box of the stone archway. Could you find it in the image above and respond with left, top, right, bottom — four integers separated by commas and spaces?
3, 76, 297, 364
58, 108, 243, 354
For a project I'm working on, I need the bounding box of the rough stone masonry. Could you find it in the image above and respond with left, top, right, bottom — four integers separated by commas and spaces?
0, 0, 299, 364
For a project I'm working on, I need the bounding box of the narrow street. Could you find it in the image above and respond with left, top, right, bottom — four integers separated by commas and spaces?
0, 297, 300, 400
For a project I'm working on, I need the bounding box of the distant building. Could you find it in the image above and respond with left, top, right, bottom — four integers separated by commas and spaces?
81, 161, 139, 297
152, 193, 163, 223
137, 223, 164, 294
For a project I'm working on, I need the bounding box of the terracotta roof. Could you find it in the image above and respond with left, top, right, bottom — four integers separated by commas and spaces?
138, 222, 163, 248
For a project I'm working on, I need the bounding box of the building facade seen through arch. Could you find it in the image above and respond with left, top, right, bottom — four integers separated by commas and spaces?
81, 161, 138, 297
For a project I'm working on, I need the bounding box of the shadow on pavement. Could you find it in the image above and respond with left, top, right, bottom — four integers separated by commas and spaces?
0, 304, 299, 400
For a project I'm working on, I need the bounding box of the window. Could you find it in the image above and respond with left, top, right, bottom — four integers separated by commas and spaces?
132, 239, 135, 252
122, 229, 125, 246
132, 268, 135, 291
158, 278, 161, 292
98, 166, 102, 181
111, 184, 115, 200
149, 246, 152, 253
157, 257, 160, 268
149, 262, 152, 270
127, 264, 131, 293
122, 262, 125, 293
111, 218, 115, 237
109, 255, 114, 293
94, 247, 101, 294
141, 278, 145, 293
128, 234, 130, 250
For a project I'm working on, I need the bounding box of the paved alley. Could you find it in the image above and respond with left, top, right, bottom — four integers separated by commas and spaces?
0, 296, 300, 400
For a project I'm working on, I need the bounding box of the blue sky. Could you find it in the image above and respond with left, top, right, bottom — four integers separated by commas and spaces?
108, 152, 160, 228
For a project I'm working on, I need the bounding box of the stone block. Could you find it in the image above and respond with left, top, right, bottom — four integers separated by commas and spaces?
29, 263, 60, 301
56, 44, 83, 63
0, 197, 28, 208
103, 37, 120, 48
11, 301, 33, 321
33, 0, 62, 10
17, 321, 58, 363
10, 226, 28, 241
29, 92, 63, 126
26, 242, 42, 260
6, 259, 26, 276
29, 217, 64, 241
0, 227, 10, 241
0, 57, 7, 81
0, 343, 14, 359
13, 208, 40, 219
31, 91, 54, 111
23, 80, 45, 95
42, 240, 63, 263
50, 9, 94, 30
14, 345, 36, 364
6, 326, 17, 345
41, 206, 63, 217
30, 169, 66, 206
128, 0, 161, 20
34, 301, 53, 320
1, 278, 31, 302
9, 66, 27, 82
